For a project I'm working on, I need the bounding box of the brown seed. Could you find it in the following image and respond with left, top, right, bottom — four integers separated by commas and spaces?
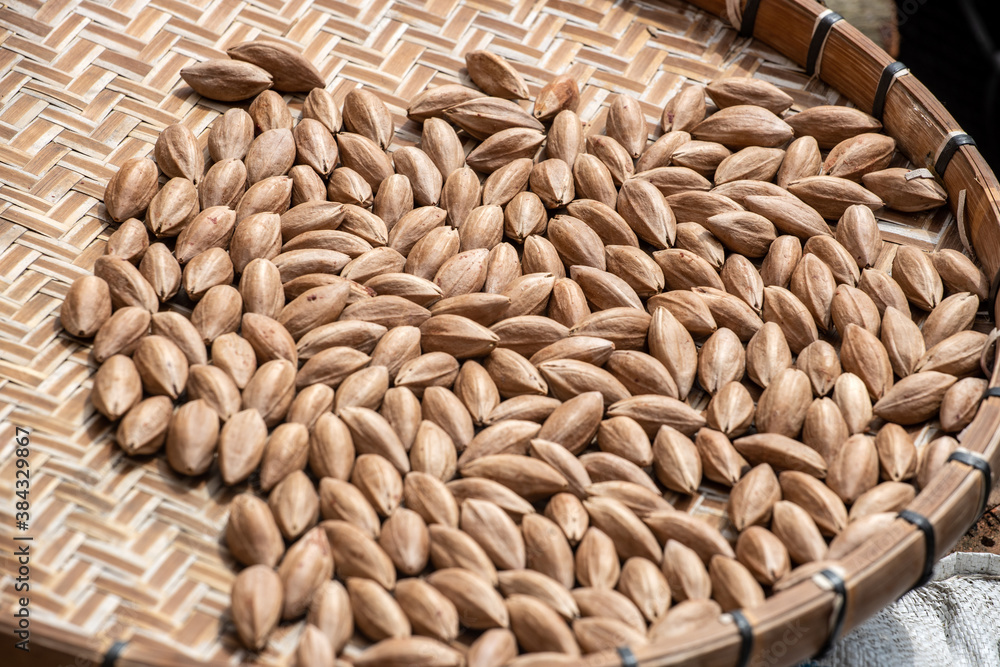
918, 436, 959, 490
242, 358, 296, 427
210, 333, 256, 390
534, 75, 580, 121
356, 636, 463, 667
154, 123, 204, 183
653, 426, 703, 496
826, 433, 879, 504
931, 249, 989, 302
348, 576, 410, 641
605, 350, 679, 403
116, 395, 173, 456
785, 105, 882, 149
746, 322, 792, 389
404, 472, 459, 529
706, 78, 794, 114
584, 496, 662, 563
736, 526, 791, 586
754, 368, 812, 439
93, 255, 159, 313
716, 147, 785, 185
850, 481, 917, 520
587, 135, 636, 186
92, 306, 149, 363
309, 412, 356, 481
583, 453, 660, 494
258, 421, 310, 492
351, 454, 403, 517
840, 323, 894, 399
606, 94, 646, 158
779, 471, 848, 536
533, 391, 602, 455
663, 85, 706, 133
704, 383, 756, 439
499, 570, 578, 623
461, 454, 569, 502
182, 247, 234, 301
428, 567, 509, 629
466, 128, 546, 173
91, 354, 143, 422
777, 135, 822, 188
545, 493, 590, 546
802, 397, 849, 461
268, 470, 319, 540
859, 267, 911, 319
227, 41, 322, 92
762, 286, 819, 354
893, 246, 943, 311
875, 422, 918, 482
407, 84, 485, 123
506, 594, 579, 655
922, 292, 979, 349
692, 286, 763, 342
465, 50, 529, 98
395, 578, 459, 642
728, 463, 781, 531
770, 501, 828, 564
940, 377, 989, 432
733, 430, 826, 478
836, 204, 882, 268
674, 221, 725, 269
831, 284, 881, 337
863, 168, 947, 212
573, 154, 618, 209
873, 371, 957, 424
644, 512, 735, 563
760, 234, 802, 288
307, 580, 352, 655
661, 540, 712, 602
828, 512, 898, 560
165, 399, 219, 476
833, 372, 874, 435
575, 527, 622, 589
823, 133, 895, 181
319, 479, 379, 538
672, 139, 731, 177
231, 564, 283, 651
698, 328, 746, 395
692, 104, 793, 148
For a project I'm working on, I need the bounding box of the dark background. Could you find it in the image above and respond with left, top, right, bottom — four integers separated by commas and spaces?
896, 0, 1000, 169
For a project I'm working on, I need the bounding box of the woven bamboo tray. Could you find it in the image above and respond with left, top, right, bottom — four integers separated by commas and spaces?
0, 0, 998, 666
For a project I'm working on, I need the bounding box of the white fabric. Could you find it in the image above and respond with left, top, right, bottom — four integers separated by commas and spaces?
813, 552, 1000, 667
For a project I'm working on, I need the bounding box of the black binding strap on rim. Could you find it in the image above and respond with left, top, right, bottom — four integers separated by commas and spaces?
985, 386, 1000, 400
729, 609, 754, 667
934, 133, 977, 176
103, 641, 128, 667
898, 509, 936, 589
947, 449, 993, 520
815, 568, 848, 657
806, 11, 843, 76
872, 61, 908, 121
739, 0, 763, 37
617, 646, 639, 667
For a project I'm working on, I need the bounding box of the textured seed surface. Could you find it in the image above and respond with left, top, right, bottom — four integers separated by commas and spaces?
74, 45, 989, 664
